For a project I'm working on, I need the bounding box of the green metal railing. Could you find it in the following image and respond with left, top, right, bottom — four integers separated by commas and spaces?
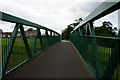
0, 12, 60, 77
70, 1, 120, 80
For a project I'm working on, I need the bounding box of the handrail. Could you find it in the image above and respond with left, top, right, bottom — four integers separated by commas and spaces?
0, 11, 61, 78
71, 1, 120, 33
0, 11, 60, 35
70, 1, 120, 79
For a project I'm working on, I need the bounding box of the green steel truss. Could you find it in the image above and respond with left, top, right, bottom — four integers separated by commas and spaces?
0, 11, 60, 77
70, 1, 120, 80
0, 1, 120, 80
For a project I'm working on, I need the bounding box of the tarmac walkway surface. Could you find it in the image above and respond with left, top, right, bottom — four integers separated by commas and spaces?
5, 42, 93, 79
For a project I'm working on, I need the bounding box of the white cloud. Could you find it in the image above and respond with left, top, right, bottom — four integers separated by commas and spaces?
0, 21, 15, 32
1, 0, 117, 34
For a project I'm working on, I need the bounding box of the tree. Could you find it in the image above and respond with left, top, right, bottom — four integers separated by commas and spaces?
70, 18, 83, 28
102, 21, 112, 27
26, 28, 34, 31
95, 21, 117, 37
62, 25, 74, 40
62, 18, 83, 40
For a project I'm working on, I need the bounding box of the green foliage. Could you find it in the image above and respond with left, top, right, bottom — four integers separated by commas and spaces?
62, 18, 83, 40
2, 36, 60, 71
95, 21, 117, 37
62, 25, 73, 40
26, 28, 34, 31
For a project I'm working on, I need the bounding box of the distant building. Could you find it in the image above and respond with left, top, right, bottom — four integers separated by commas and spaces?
0, 29, 3, 34
17, 31, 36, 37
0, 29, 36, 38
3, 32, 12, 37
26, 31, 36, 37
0, 29, 3, 37
0, 29, 12, 37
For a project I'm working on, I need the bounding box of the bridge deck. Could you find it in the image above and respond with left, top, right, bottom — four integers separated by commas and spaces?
5, 42, 93, 78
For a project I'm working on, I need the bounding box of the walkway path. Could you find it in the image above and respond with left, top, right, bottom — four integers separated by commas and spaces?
5, 42, 93, 78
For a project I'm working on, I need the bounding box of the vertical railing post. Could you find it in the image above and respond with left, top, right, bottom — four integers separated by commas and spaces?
75, 30, 77, 35
79, 28, 83, 36
50, 31, 52, 37
45, 30, 49, 36
2, 23, 20, 75
102, 29, 120, 79
53, 32, 55, 36
49, 31, 52, 45
59, 33, 61, 42
75, 30, 79, 51
78, 28, 84, 57
45, 30, 49, 48
117, 30, 120, 78
52, 32, 55, 44
39, 29, 43, 51
76, 29, 82, 54
32, 29, 39, 56
88, 22, 101, 78
20, 25, 32, 58
118, 29, 120, 37
83, 25, 89, 60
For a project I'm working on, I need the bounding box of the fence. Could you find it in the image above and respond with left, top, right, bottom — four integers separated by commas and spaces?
70, 1, 120, 79
0, 12, 60, 77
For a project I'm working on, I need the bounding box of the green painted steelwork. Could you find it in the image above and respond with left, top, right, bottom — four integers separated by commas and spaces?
1, 1, 120, 79
70, 1, 120, 80
0, 11, 60, 35
1, 11, 60, 78
72, 1, 120, 32
2, 24, 20, 75
20, 25, 32, 58
39, 29, 44, 50
32, 28, 40, 56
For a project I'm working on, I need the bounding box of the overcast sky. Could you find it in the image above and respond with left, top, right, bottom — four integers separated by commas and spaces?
0, 0, 119, 34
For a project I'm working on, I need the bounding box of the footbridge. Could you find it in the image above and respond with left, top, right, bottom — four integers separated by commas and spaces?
1, 1, 120, 80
